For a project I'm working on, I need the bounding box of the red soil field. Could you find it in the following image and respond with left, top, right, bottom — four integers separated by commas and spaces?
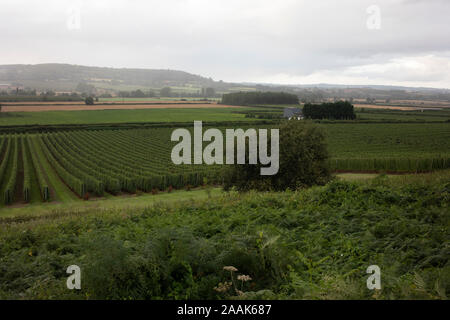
2, 100, 209, 105
1, 103, 238, 112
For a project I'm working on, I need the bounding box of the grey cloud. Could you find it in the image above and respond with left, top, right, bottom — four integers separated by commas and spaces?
0, 0, 449, 87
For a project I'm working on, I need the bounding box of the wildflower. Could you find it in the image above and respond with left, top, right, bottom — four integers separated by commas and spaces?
214, 281, 232, 293
237, 274, 252, 282
223, 266, 238, 272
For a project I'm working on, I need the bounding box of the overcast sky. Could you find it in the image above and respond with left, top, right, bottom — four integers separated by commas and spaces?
1, 0, 450, 88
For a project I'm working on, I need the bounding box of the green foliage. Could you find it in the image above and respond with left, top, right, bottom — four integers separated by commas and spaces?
41, 134, 104, 196
0, 173, 448, 299
35, 136, 85, 197
4, 136, 19, 204
303, 101, 356, 120
0, 122, 449, 205
224, 121, 331, 191
328, 157, 450, 172
0, 108, 258, 126
22, 136, 31, 202
0, 136, 12, 187
27, 136, 50, 201
323, 122, 450, 172
222, 91, 299, 105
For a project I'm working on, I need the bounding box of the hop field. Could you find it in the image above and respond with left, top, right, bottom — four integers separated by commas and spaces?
0, 122, 449, 206
323, 123, 450, 172
0, 128, 220, 205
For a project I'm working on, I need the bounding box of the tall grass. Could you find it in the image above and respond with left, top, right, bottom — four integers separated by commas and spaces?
0, 172, 448, 300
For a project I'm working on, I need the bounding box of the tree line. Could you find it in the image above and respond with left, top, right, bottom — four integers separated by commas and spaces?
221, 91, 299, 105
303, 101, 356, 120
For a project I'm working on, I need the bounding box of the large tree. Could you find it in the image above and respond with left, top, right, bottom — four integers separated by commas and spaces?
223, 121, 331, 191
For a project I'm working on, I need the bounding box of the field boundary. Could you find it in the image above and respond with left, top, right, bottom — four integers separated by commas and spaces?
0, 120, 275, 133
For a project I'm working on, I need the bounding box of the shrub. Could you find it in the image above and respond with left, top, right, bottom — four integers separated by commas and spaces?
223, 121, 331, 191
303, 101, 356, 120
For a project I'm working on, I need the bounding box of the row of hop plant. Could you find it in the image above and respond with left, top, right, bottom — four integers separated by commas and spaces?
0, 129, 222, 204
41, 134, 105, 196
0, 137, 11, 190
86, 128, 217, 174
66, 131, 163, 176
61, 131, 201, 192
27, 137, 50, 201
59, 131, 215, 191
41, 135, 103, 196
43, 131, 210, 197
58, 131, 154, 193
328, 157, 450, 172
35, 137, 86, 197
80, 128, 218, 177
58, 131, 140, 193
21, 136, 31, 202
4, 136, 18, 204
49, 134, 122, 194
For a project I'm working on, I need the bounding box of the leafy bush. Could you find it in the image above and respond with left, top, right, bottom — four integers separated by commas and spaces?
223, 121, 331, 191
0, 173, 448, 300
303, 101, 356, 120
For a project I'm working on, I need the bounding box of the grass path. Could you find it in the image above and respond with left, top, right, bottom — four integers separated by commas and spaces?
0, 187, 222, 219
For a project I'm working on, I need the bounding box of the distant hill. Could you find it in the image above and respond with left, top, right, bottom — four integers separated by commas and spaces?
0, 63, 216, 92
0, 64, 448, 101
243, 82, 450, 93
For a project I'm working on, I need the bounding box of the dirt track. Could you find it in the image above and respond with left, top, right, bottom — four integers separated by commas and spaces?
2, 100, 208, 105
1, 103, 238, 112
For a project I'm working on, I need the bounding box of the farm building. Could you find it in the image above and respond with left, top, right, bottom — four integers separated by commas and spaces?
283, 107, 303, 120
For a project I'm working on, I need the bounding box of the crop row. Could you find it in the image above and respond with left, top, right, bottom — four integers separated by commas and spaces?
0, 124, 448, 205
328, 157, 450, 172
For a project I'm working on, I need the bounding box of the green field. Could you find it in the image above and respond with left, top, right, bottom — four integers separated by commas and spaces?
0, 187, 222, 219
0, 108, 257, 126
355, 108, 450, 122
2, 103, 449, 127
324, 123, 450, 172
324, 123, 450, 158
0, 122, 449, 207
0, 100, 449, 301
0, 105, 449, 207
0, 129, 225, 207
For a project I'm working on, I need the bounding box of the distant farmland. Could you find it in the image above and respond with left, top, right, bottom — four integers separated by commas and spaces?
0, 100, 449, 207
1, 103, 234, 112
0, 107, 256, 126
